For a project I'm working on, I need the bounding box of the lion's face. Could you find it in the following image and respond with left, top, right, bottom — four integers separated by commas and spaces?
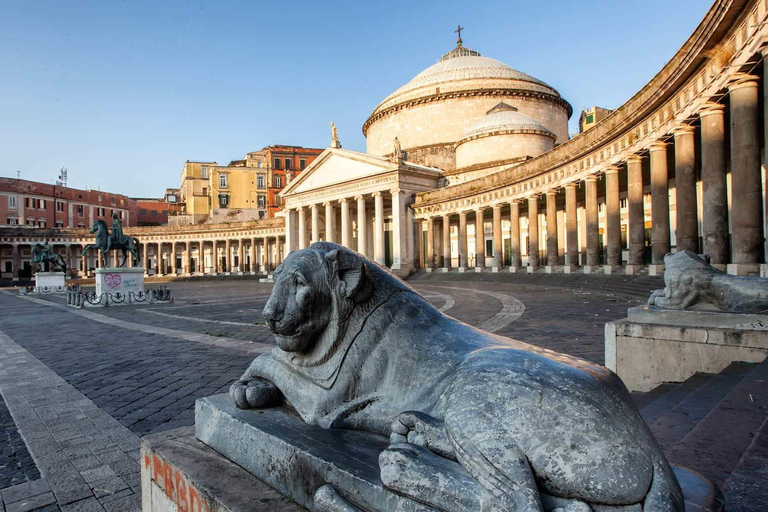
262, 243, 374, 354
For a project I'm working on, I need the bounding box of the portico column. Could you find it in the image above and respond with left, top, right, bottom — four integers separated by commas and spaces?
391, 189, 407, 270
12, 245, 20, 281
406, 202, 415, 270
509, 202, 521, 268
425, 218, 435, 270
255, 240, 262, 272
186, 241, 192, 274
199, 241, 206, 274
297, 207, 307, 250
545, 191, 558, 267
528, 197, 539, 268
340, 198, 351, 248
224, 239, 231, 272
250, 238, 256, 273
324, 202, 336, 243
492, 205, 502, 270
627, 155, 645, 266
442, 214, 452, 270
699, 103, 729, 264
238, 239, 244, 272
356, 196, 368, 258
311, 204, 319, 244
171, 242, 177, 275
650, 142, 670, 266
285, 209, 295, 254
565, 184, 578, 267
605, 166, 621, 266
674, 125, 698, 253
212, 242, 218, 273
154, 243, 160, 275
373, 192, 385, 265
729, 75, 763, 266
458, 212, 468, 270
475, 208, 485, 270
585, 176, 600, 267
142, 243, 149, 275
275, 238, 283, 266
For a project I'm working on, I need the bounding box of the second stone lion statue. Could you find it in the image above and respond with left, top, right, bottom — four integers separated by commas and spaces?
231, 242, 684, 512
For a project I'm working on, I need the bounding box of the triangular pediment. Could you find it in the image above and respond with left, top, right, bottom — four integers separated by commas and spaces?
282, 149, 397, 196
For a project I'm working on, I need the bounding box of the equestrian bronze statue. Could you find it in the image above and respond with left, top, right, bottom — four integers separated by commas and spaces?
30, 243, 67, 273
82, 212, 141, 267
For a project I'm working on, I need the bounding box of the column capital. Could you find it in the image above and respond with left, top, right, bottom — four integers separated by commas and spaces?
354, 195, 365, 201
728, 73, 759, 91
294, 206, 303, 212
475, 206, 486, 214
626, 154, 643, 165
583, 175, 598, 183
604, 165, 620, 175
322, 201, 331, 207
458, 210, 468, 218
389, 187, 404, 196
699, 101, 725, 117
371, 191, 382, 198
338, 197, 348, 204
545, 189, 557, 197
672, 123, 696, 137
564, 182, 578, 190
442, 213, 451, 220
310, 203, 318, 210
492, 203, 503, 211
649, 141, 668, 152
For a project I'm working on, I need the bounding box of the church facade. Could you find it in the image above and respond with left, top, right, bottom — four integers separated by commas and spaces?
2, 0, 768, 281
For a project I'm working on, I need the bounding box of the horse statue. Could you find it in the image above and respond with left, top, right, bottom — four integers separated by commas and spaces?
82, 214, 141, 267
30, 243, 67, 273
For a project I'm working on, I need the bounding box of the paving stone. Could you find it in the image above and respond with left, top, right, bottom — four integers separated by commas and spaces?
1, 479, 51, 505
5, 492, 57, 512
90, 477, 129, 499
60, 497, 106, 512
78, 467, 116, 486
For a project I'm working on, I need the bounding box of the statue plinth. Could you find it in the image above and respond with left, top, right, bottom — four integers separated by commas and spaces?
22, 271, 67, 294
95, 267, 145, 295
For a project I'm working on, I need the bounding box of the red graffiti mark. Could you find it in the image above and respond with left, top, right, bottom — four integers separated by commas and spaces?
150, 454, 210, 512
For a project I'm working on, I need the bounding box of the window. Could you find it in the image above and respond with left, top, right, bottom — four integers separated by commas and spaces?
140, 209, 148, 215
285, 159, 291, 170
299, 159, 306, 170
219, 173, 228, 188
258, 211, 264, 219
274, 176, 282, 188
38, 220, 46, 227
39, 199, 46, 210
202, 187, 207, 196
8, 196, 17, 209
257, 162, 262, 168
218, 194, 229, 208
6, 218, 17, 225
26, 219, 35, 226
486, 239, 494, 257
4, 261, 11, 273
167, 195, 176, 203
274, 195, 281, 207
55, 220, 64, 228
585, 113, 594, 124
201, 166, 209, 179
98, 195, 103, 202
77, 205, 84, 216
151, 210, 158, 216
56, 201, 65, 212
25, 198, 32, 208
274, 158, 281, 169
257, 175, 264, 188
257, 195, 266, 209
97, 207, 105, 217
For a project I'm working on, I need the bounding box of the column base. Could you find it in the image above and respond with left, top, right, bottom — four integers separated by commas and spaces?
710, 264, 727, 272
582, 265, 601, 274
474, 267, 485, 273
440, 267, 451, 273
602, 265, 622, 275
425, 268, 434, 273
491, 267, 501, 273
457, 267, 467, 273
761, 264, 768, 278
508, 266, 521, 273
526, 266, 539, 273
544, 266, 561, 274
624, 264, 643, 275
563, 265, 578, 274
726, 263, 761, 276
648, 264, 666, 276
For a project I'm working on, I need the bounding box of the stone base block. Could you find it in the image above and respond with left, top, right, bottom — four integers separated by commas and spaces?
491, 266, 501, 273
606, 309, 768, 392
602, 265, 622, 275
440, 267, 450, 273
193, 394, 722, 512
582, 265, 601, 274
457, 267, 467, 273
711, 264, 727, 272
544, 266, 561, 274
508, 266, 521, 273
648, 264, 665, 276
474, 266, 485, 273
727, 263, 761, 276
425, 268, 433, 273
141, 426, 302, 512
95, 267, 144, 295
624, 264, 644, 275
562, 265, 577, 274
23, 272, 67, 294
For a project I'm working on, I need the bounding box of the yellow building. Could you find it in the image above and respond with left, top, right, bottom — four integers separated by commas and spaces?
178, 161, 216, 225
208, 163, 269, 223
578, 106, 612, 133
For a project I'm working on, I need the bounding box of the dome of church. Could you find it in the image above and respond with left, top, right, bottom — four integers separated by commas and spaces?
363, 42, 571, 173
463, 102, 556, 139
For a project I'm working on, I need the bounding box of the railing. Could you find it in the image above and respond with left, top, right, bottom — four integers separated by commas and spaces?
67, 286, 173, 308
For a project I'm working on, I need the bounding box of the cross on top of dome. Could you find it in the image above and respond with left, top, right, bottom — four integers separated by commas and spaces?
440, 25, 481, 61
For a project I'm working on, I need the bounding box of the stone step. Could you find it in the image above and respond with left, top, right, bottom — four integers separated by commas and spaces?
723, 416, 768, 512
649, 362, 757, 451
664, 360, 768, 489
640, 373, 716, 426
634, 383, 678, 414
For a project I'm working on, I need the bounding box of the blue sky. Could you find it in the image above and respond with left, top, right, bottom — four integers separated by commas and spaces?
0, 0, 711, 197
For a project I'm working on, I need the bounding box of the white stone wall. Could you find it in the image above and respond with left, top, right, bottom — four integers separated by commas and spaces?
366, 94, 569, 158
455, 132, 554, 170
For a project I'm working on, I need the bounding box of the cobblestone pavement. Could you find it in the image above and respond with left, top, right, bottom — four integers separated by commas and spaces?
0, 273, 660, 511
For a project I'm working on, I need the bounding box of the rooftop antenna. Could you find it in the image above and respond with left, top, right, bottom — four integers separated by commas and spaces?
58, 167, 68, 188
17, 171, 20, 180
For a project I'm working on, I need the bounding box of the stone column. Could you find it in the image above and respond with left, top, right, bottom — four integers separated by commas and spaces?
255, 239, 262, 273
458, 211, 468, 271
186, 241, 192, 274
356, 196, 368, 258
275, 238, 283, 266
442, 214, 452, 271
528, 197, 539, 269
310, 205, 320, 244
509, 202, 521, 270
650, 142, 670, 269
699, 103, 729, 265
373, 192, 385, 265
249, 238, 256, 273
673, 125, 698, 253
143, 243, 149, 275
324, 202, 336, 243
199, 240, 206, 274
224, 239, 231, 273
171, 242, 177, 275
492, 205, 503, 271
212, 242, 219, 273
406, 201, 415, 271
154, 243, 160, 275
238, 239, 244, 273
545, 191, 559, 268
605, 166, 622, 268
729, 75, 763, 270
585, 176, 600, 269
475, 208, 486, 271
391, 189, 408, 270
565, 184, 578, 269
297, 207, 307, 250
12, 245, 20, 281
425, 218, 435, 270
627, 155, 645, 268
284, 209, 295, 254
340, 198, 351, 248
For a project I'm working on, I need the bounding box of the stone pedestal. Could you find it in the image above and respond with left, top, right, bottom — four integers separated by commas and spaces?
34, 272, 66, 293
624, 264, 644, 275
508, 266, 521, 273
95, 267, 145, 295
457, 267, 467, 273
544, 265, 561, 274
582, 265, 601, 274
648, 264, 665, 276
440, 267, 450, 273
526, 266, 538, 273
491, 266, 501, 273
602, 265, 621, 275
727, 263, 761, 276
188, 394, 723, 512
606, 306, 768, 392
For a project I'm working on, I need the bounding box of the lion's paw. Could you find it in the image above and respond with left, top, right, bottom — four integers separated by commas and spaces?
390, 411, 454, 460
229, 378, 279, 409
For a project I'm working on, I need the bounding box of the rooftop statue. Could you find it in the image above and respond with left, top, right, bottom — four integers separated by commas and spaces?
82, 212, 141, 267
231, 242, 685, 512
331, 122, 338, 143
649, 250, 768, 312
30, 242, 66, 273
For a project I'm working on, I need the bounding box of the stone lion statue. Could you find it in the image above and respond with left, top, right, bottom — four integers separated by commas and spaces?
649, 250, 768, 312
232, 242, 684, 512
